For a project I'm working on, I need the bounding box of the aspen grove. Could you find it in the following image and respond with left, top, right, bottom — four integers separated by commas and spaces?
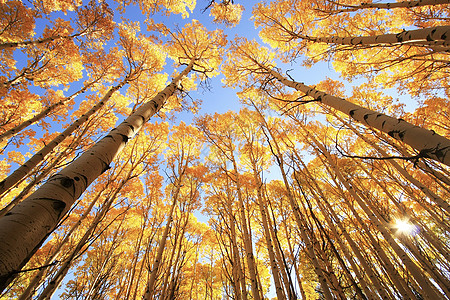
0, 0, 449, 299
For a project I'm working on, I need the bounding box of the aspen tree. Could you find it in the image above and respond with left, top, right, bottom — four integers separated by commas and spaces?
253, 108, 334, 300
316, 154, 418, 299
0, 77, 132, 197
235, 110, 286, 299
0, 47, 122, 145
225, 39, 450, 166
36, 186, 127, 300
296, 172, 383, 299
32, 126, 164, 299
273, 182, 317, 299
294, 172, 371, 299
198, 114, 262, 300
281, 116, 418, 299
273, 69, 450, 167
0, 23, 167, 197
0, 61, 193, 290
143, 123, 202, 299
203, 161, 246, 299
295, 156, 391, 299
263, 195, 298, 299
345, 161, 450, 294
0, 2, 114, 51
253, 0, 450, 97
290, 174, 348, 299
0, 84, 89, 144
17, 188, 104, 300
325, 110, 450, 216
315, 0, 450, 13
0, 127, 89, 217
307, 131, 444, 299
347, 149, 450, 264
261, 19, 450, 48
223, 174, 247, 300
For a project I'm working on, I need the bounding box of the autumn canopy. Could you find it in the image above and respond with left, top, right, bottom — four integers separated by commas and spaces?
0, 0, 449, 299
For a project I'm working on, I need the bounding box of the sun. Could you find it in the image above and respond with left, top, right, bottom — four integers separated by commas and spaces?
394, 219, 417, 235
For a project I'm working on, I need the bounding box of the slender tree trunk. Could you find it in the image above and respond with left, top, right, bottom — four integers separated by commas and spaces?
295, 174, 370, 300
307, 139, 417, 299
0, 115, 93, 217
250, 163, 286, 299
0, 33, 82, 50
280, 213, 307, 300
253, 105, 334, 299
143, 181, 183, 300
230, 156, 261, 300
308, 132, 443, 299
37, 190, 125, 300
327, 111, 450, 216
224, 177, 244, 300
263, 136, 334, 298
0, 77, 130, 196
298, 166, 390, 299
265, 67, 450, 166
0, 61, 194, 291
0, 80, 95, 144
352, 156, 450, 264
264, 198, 296, 299
17, 187, 105, 300
322, 0, 450, 13
296, 26, 450, 47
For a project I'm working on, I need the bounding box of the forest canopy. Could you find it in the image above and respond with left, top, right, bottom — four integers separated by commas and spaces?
0, 0, 449, 299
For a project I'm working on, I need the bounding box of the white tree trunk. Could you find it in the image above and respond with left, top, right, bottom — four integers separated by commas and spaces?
0, 79, 97, 144
323, 0, 450, 13
0, 78, 129, 196
268, 68, 450, 167
0, 61, 193, 290
300, 26, 450, 47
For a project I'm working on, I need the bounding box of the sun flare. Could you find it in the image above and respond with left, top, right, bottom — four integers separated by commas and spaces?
394, 219, 416, 235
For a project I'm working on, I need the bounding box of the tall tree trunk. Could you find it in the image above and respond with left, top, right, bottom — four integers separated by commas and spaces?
296, 26, 450, 47
252, 104, 334, 299
264, 66, 450, 166
230, 156, 262, 300
0, 76, 130, 196
36, 190, 124, 300
143, 178, 183, 300
224, 176, 245, 300
293, 156, 389, 300
0, 61, 194, 291
295, 174, 370, 300
0, 80, 96, 144
308, 132, 443, 299
260, 130, 334, 299
320, 0, 450, 12
305, 136, 416, 299
326, 111, 449, 217
264, 198, 296, 299
0, 112, 96, 217
17, 187, 105, 300
250, 161, 286, 299
351, 155, 450, 264
0, 33, 84, 50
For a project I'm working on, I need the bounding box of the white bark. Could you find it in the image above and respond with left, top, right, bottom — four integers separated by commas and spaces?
0, 79, 98, 144
322, 0, 450, 12
299, 26, 450, 47
0, 78, 128, 196
0, 34, 82, 50
268, 68, 450, 167
0, 61, 193, 290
